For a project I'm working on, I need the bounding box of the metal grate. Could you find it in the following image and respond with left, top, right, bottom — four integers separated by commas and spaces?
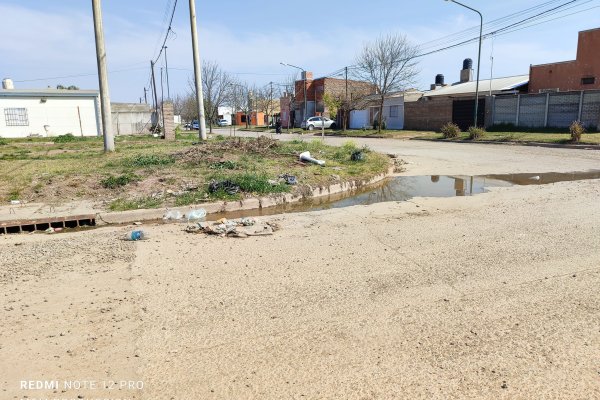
4, 108, 29, 126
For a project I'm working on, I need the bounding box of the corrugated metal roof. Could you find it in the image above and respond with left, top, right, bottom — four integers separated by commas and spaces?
424, 75, 529, 97
0, 88, 99, 98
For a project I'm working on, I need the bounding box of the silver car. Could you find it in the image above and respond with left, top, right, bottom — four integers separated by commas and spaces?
301, 116, 337, 130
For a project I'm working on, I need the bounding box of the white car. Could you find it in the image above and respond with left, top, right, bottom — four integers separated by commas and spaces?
217, 119, 230, 126
301, 116, 337, 130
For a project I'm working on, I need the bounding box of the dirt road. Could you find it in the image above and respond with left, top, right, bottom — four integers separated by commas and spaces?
1, 140, 599, 399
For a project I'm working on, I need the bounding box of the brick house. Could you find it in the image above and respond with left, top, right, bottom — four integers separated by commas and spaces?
529, 27, 600, 93
292, 71, 375, 126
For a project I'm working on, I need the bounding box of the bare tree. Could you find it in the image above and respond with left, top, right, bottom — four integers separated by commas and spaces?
255, 82, 279, 128
354, 34, 419, 133
188, 60, 233, 133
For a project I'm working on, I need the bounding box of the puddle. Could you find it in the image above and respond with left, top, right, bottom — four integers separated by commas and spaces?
206, 170, 600, 220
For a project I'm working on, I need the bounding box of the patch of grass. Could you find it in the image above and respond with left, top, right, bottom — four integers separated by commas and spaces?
174, 190, 209, 206
108, 197, 162, 211
8, 187, 22, 201
209, 160, 238, 170
124, 154, 175, 168
100, 173, 140, 189
0, 138, 7, 146
209, 173, 290, 195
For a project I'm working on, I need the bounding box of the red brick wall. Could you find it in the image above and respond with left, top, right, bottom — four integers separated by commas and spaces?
404, 97, 453, 131
529, 28, 600, 93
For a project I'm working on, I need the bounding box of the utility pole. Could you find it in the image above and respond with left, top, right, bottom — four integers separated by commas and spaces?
160, 67, 166, 136
91, 0, 114, 152
188, 0, 207, 140
143, 87, 148, 104
345, 66, 348, 131
164, 46, 171, 100
150, 60, 159, 112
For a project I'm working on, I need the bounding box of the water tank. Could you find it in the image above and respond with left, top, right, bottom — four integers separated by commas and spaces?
2, 78, 14, 90
435, 74, 445, 85
462, 58, 473, 70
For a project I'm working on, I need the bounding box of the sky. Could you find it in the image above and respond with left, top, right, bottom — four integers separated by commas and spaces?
0, 0, 599, 102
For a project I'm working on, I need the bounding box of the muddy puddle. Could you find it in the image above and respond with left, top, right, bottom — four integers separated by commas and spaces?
205, 170, 600, 220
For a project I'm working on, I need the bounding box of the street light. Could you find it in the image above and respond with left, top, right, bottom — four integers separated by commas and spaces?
445, 0, 483, 127
280, 62, 307, 126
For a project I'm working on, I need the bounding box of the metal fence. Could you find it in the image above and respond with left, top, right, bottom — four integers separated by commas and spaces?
491, 90, 600, 129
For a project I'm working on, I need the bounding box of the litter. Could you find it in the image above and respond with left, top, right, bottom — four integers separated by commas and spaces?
278, 173, 297, 185
185, 208, 207, 221
350, 150, 365, 161
124, 230, 146, 241
208, 180, 240, 195
185, 218, 276, 238
163, 210, 183, 220
10, 200, 21, 205
299, 151, 325, 166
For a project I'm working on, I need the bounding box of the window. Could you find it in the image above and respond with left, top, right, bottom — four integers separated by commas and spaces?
581, 77, 596, 85
389, 105, 399, 118
4, 108, 29, 126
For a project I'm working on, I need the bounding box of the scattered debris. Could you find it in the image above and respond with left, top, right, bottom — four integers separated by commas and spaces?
390, 156, 407, 173
208, 180, 240, 195
278, 173, 298, 185
185, 217, 276, 238
10, 200, 21, 205
299, 151, 326, 166
163, 210, 183, 220
185, 208, 207, 221
351, 150, 365, 161
133, 221, 143, 225
124, 230, 146, 241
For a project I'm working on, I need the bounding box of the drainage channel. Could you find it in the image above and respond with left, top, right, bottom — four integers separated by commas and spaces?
0, 215, 96, 235
2, 170, 599, 235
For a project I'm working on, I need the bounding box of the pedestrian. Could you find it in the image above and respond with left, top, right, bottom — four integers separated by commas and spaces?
275, 120, 282, 134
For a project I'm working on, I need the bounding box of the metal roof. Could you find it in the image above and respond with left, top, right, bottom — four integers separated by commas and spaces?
0, 88, 99, 98
424, 74, 529, 97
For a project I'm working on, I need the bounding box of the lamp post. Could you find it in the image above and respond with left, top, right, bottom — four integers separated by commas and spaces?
445, 0, 483, 127
280, 62, 307, 126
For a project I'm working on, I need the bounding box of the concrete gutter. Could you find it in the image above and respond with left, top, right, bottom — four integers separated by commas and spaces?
96, 165, 395, 225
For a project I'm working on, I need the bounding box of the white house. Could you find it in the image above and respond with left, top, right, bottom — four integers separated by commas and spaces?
349, 92, 405, 130
217, 106, 233, 125
0, 87, 101, 138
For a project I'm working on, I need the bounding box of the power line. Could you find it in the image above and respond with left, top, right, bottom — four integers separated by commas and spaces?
13, 66, 149, 83
153, 0, 178, 64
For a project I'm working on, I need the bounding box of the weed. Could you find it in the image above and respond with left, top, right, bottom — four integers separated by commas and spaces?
209, 173, 290, 195
468, 126, 486, 140
440, 122, 461, 139
174, 190, 209, 206
53, 133, 84, 143
209, 160, 238, 170
0, 138, 7, 146
124, 154, 175, 168
569, 120, 585, 143
108, 197, 162, 211
8, 187, 22, 201
100, 173, 139, 189
215, 134, 226, 141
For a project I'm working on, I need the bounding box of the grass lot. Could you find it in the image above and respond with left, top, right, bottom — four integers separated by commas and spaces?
0, 134, 389, 211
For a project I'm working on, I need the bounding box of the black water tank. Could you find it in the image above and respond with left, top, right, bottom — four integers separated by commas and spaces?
435, 74, 445, 85
463, 58, 473, 70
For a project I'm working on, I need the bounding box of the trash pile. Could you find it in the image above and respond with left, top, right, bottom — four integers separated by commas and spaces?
172, 136, 280, 164
185, 217, 280, 238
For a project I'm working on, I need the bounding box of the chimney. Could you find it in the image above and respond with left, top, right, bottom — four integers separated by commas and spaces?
460, 58, 473, 83
2, 78, 14, 90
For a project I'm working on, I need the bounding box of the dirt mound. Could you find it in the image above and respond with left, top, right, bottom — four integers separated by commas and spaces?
172, 137, 280, 164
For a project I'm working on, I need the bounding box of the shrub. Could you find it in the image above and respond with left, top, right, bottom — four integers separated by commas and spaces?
569, 120, 585, 143
53, 133, 80, 143
100, 173, 139, 189
468, 126, 486, 140
440, 122, 461, 138
0, 138, 7, 146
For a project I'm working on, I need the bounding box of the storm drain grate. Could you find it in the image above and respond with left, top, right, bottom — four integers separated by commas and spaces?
0, 215, 96, 235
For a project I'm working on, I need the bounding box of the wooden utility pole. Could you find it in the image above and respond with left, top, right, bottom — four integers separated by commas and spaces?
91, 0, 114, 152
188, 0, 207, 140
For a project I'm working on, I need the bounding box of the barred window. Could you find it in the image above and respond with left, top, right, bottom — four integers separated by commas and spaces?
581, 77, 595, 85
389, 105, 399, 118
4, 108, 29, 126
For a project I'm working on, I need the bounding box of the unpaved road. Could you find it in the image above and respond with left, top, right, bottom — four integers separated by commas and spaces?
1, 140, 599, 399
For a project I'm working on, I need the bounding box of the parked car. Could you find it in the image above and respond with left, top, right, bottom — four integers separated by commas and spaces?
216, 119, 230, 126
301, 116, 337, 130
190, 120, 199, 130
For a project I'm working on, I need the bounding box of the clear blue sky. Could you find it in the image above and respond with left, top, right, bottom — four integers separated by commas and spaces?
1, 0, 598, 102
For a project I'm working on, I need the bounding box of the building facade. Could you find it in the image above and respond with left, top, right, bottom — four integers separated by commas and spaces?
529, 27, 600, 93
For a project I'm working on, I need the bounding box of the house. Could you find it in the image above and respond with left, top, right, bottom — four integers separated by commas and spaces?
234, 111, 265, 126
292, 72, 374, 126
0, 81, 101, 138
349, 92, 407, 130
529, 27, 600, 93
217, 106, 233, 125
403, 60, 529, 131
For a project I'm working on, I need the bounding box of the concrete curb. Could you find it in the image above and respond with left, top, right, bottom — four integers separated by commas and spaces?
96, 165, 395, 225
414, 137, 600, 150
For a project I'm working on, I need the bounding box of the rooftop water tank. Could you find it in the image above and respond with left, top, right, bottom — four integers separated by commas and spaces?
2, 78, 14, 90
462, 58, 473, 70
435, 74, 445, 85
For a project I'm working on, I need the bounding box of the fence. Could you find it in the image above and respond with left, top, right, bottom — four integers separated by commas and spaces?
491, 90, 600, 130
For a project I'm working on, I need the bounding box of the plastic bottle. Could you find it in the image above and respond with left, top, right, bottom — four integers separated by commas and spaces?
163, 210, 183, 220
125, 230, 146, 241
185, 208, 207, 221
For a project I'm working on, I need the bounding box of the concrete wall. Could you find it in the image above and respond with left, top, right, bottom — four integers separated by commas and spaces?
382, 96, 404, 130
404, 97, 453, 131
111, 103, 152, 135
491, 90, 600, 129
349, 110, 369, 129
529, 28, 600, 93
0, 95, 99, 138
